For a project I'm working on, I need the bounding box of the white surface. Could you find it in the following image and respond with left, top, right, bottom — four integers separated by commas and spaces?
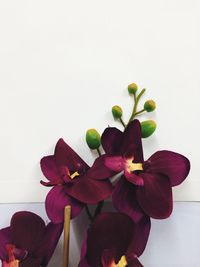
0, 202, 199, 267
0, 0, 199, 202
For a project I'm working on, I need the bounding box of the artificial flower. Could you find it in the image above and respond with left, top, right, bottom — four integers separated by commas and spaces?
0, 211, 63, 267
40, 138, 114, 223
78, 212, 150, 267
101, 119, 190, 219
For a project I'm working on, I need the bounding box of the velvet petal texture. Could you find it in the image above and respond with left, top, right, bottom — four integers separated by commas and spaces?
45, 186, 84, 223
0, 211, 63, 267
41, 138, 113, 223
101, 119, 190, 220
147, 150, 190, 186
78, 212, 150, 267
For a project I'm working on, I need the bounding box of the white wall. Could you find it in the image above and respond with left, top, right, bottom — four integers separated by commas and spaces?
0, 0, 199, 202
0, 202, 200, 267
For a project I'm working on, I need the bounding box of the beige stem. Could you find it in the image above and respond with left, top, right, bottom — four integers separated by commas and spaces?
62, 205, 71, 267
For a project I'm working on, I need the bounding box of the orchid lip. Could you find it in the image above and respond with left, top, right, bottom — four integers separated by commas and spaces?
125, 158, 143, 173
3, 244, 28, 267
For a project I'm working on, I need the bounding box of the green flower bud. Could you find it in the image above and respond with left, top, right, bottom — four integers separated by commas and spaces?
144, 100, 156, 112
112, 105, 123, 119
128, 83, 138, 94
86, 129, 101, 149
141, 120, 157, 138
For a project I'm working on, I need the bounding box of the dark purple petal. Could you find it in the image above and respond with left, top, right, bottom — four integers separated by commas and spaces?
67, 178, 113, 204
124, 171, 144, 186
10, 212, 46, 254
136, 173, 173, 219
78, 258, 91, 267
55, 138, 89, 172
87, 155, 115, 180
40, 178, 64, 187
20, 257, 42, 267
121, 120, 144, 162
0, 227, 11, 260
147, 150, 190, 186
45, 186, 84, 223
126, 257, 143, 267
40, 156, 60, 181
35, 222, 63, 266
127, 216, 150, 257
86, 213, 134, 267
101, 127, 123, 155
101, 249, 116, 267
13, 247, 28, 261
104, 156, 124, 172
112, 177, 145, 223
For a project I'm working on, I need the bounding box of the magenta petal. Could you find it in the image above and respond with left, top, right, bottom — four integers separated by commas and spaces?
87, 155, 115, 180
78, 258, 91, 267
127, 258, 143, 267
86, 213, 134, 266
67, 178, 113, 204
101, 127, 123, 155
35, 222, 63, 266
112, 177, 145, 223
40, 156, 60, 181
55, 138, 89, 171
121, 120, 144, 162
124, 171, 144, 186
104, 156, 124, 172
147, 150, 190, 186
19, 257, 41, 267
10, 212, 46, 254
0, 227, 11, 260
136, 173, 173, 219
45, 186, 84, 223
127, 216, 151, 257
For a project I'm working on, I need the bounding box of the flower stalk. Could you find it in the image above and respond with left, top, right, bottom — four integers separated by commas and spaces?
62, 206, 71, 267
129, 88, 146, 123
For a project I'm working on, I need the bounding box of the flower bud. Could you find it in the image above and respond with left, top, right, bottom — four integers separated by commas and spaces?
86, 129, 101, 149
112, 105, 123, 119
144, 100, 156, 112
128, 83, 138, 94
141, 120, 157, 138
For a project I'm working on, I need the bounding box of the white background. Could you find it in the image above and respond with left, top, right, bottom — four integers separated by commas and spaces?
0, 1, 200, 266
0, 0, 199, 202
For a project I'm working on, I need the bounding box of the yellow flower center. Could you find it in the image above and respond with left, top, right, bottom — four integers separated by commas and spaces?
110, 255, 128, 267
126, 158, 143, 173
70, 171, 79, 179
3, 260, 20, 267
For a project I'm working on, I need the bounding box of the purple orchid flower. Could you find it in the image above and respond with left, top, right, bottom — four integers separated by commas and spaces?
40, 138, 114, 223
78, 212, 150, 267
101, 120, 190, 220
0, 211, 63, 267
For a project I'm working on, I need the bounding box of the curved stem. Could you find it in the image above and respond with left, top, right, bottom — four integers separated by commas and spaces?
97, 148, 101, 156
134, 109, 145, 116
119, 118, 126, 128
129, 89, 146, 123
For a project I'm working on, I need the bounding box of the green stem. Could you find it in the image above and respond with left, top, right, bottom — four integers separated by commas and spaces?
119, 118, 126, 128
134, 109, 145, 116
129, 88, 146, 123
97, 148, 101, 156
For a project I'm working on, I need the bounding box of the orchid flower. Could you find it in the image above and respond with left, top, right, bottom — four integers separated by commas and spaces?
78, 212, 150, 267
40, 138, 114, 223
0, 211, 63, 267
101, 119, 190, 220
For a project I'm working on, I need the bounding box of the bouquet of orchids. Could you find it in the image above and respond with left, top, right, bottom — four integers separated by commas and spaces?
0, 83, 190, 267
